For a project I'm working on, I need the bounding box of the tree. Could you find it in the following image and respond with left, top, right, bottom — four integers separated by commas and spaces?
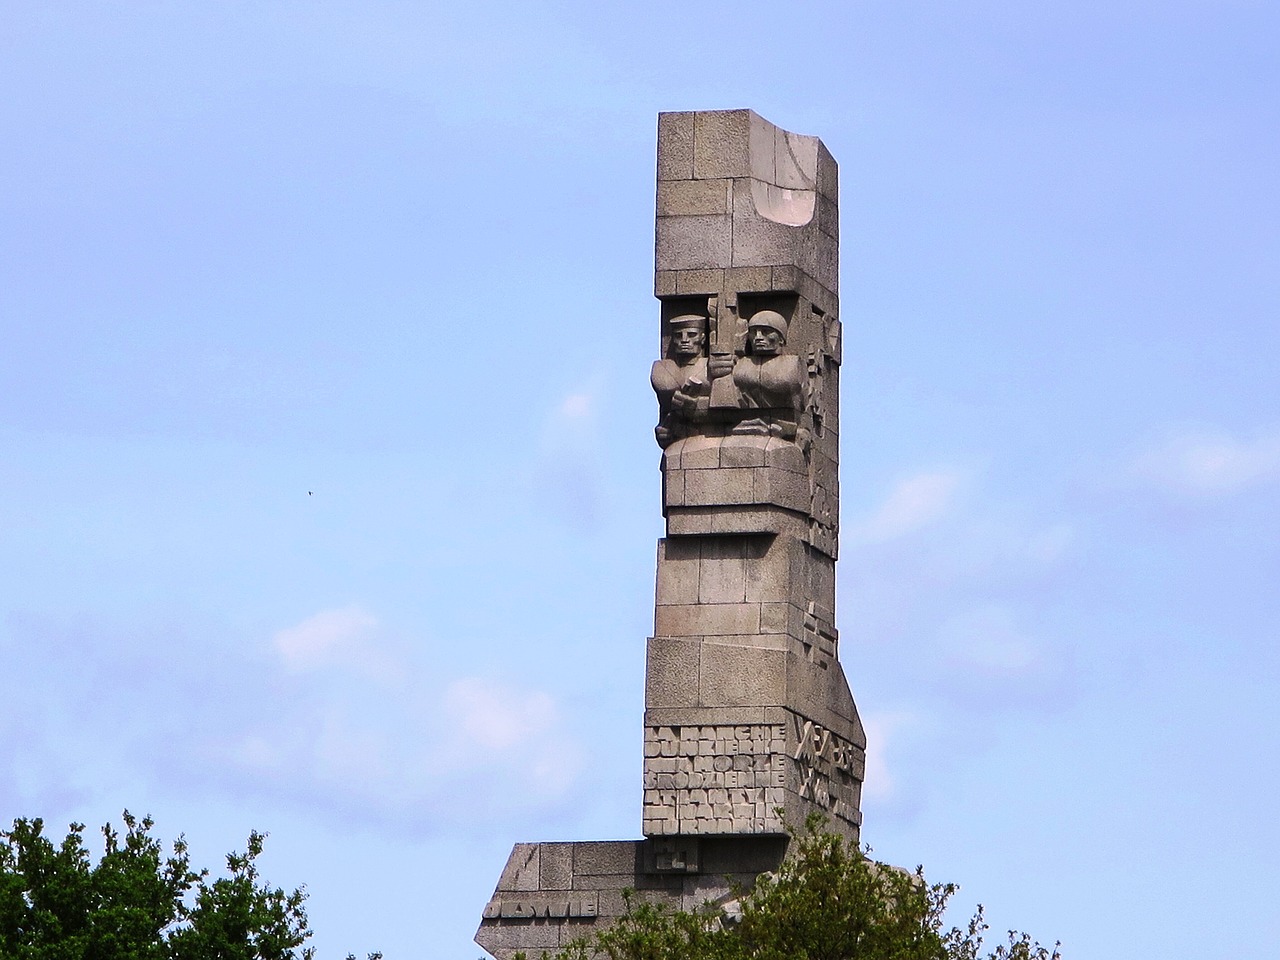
0, 811, 379, 960
524, 818, 1060, 960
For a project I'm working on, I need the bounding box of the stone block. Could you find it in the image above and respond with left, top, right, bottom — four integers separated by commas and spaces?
700, 643, 785, 706
817, 140, 838, 201
679, 435, 722, 470
655, 270, 677, 297
698, 532, 745, 562
693, 110, 751, 180
748, 110, 776, 183
764, 437, 807, 473
744, 537, 789, 603
597, 885, 677, 917
784, 652, 864, 744
657, 112, 695, 181
818, 193, 839, 240
770, 264, 799, 293
573, 841, 640, 878
706, 506, 788, 535
698, 835, 790, 875
665, 508, 713, 535
655, 537, 699, 605
795, 230, 838, 294
752, 467, 809, 513
731, 183, 797, 269
657, 214, 732, 272
661, 441, 683, 471
644, 704, 787, 729
497, 844, 541, 892
750, 181, 817, 229
655, 602, 760, 638
698, 547, 746, 604
718, 434, 767, 467
760, 601, 787, 634
644, 837, 701, 874
645, 637, 700, 707
724, 265, 772, 294
685, 467, 754, 506
540, 844, 574, 891
662, 467, 685, 508
776, 129, 819, 190
475, 919, 562, 954
795, 268, 833, 311
674, 268, 724, 295
657, 178, 731, 217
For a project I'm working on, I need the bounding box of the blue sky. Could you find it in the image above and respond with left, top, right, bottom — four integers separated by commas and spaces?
2, 1, 1278, 957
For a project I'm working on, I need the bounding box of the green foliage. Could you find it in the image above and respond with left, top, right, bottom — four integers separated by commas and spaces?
528, 818, 1060, 960
0, 812, 379, 960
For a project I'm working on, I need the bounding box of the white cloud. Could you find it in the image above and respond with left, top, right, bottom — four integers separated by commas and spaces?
558, 392, 594, 420
860, 711, 918, 805
1131, 428, 1280, 494
533, 384, 609, 531
545, 382, 603, 436
938, 604, 1042, 677
851, 468, 966, 543
213, 658, 585, 828
444, 676, 558, 750
1, 608, 586, 835
273, 605, 378, 671
927, 604, 1075, 712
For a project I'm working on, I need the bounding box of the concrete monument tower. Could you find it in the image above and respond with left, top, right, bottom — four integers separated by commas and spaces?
476, 109, 865, 960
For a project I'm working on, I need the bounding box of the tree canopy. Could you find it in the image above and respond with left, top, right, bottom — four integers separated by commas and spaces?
524, 818, 1060, 960
0, 811, 377, 960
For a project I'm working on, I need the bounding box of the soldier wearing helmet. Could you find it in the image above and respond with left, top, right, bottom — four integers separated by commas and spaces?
707, 309, 806, 440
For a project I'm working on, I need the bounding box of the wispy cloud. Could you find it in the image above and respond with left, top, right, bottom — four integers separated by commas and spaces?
0, 609, 585, 835
532, 384, 609, 531
850, 469, 966, 544
860, 710, 918, 805
445, 676, 558, 750
556, 392, 594, 420
1130, 428, 1280, 494
216, 621, 585, 827
930, 604, 1075, 709
273, 605, 378, 671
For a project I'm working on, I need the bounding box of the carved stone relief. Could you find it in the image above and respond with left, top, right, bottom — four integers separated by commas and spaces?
653, 306, 811, 449
651, 314, 710, 448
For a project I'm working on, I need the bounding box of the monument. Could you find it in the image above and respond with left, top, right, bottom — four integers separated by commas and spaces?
475, 109, 865, 960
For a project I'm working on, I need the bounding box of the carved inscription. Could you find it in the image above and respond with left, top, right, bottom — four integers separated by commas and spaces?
482, 892, 599, 921
790, 715, 864, 827
642, 724, 787, 835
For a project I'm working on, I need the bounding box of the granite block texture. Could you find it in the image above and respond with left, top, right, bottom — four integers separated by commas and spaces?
477, 110, 864, 959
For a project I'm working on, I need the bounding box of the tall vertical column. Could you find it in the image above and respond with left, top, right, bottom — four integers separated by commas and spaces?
644, 109, 864, 842
476, 111, 864, 960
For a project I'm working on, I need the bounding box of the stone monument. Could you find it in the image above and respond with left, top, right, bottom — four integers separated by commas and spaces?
475, 109, 865, 960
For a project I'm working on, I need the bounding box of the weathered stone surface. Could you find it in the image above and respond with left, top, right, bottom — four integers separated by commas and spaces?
477, 838, 788, 960
643, 637, 700, 708
657, 178, 732, 217
657, 112, 695, 181
476, 110, 864, 959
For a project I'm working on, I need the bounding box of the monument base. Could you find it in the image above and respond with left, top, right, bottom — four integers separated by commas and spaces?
475, 835, 787, 960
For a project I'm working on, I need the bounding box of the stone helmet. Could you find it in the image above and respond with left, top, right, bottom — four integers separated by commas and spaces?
747, 310, 789, 342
